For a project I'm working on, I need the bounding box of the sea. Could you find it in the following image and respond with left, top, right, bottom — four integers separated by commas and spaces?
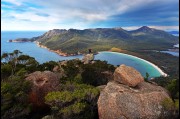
1, 31, 171, 78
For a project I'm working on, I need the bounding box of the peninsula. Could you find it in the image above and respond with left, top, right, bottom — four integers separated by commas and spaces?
9, 26, 179, 56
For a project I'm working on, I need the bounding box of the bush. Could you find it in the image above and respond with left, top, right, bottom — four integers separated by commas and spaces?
1, 76, 32, 118
38, 61, 58, 71
175, 99, 179, 110
45, 83, 100, 119
1, 63, 12, 79
161, 98, 175, 110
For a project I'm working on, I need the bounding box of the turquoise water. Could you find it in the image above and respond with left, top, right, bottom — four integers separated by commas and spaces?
95, 52, 162, 78
1, 31, 162, 78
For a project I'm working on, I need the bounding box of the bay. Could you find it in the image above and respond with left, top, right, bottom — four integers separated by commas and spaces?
1, 31, 163, 78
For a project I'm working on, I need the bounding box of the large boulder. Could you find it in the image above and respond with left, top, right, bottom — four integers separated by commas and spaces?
82, 53, 94, 64
25, 71, 60, 107
98, 81, 175, 119
114, 64, 144, 87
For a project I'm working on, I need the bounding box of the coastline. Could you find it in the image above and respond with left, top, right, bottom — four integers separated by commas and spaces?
99, 51, 168, 77
34, 41, 168, 77
35, 41, 75, 57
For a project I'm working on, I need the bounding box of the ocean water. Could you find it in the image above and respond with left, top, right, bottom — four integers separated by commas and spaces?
161, 51, 179, 57
1, 31, 162, 78
1, 31, 83, 63
95, 52, 162, 78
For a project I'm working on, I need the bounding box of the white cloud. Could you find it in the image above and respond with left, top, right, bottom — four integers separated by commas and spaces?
2, 0, 23, 6
149, 25, 179, 31
2, 0, 179, 30
122, 26, 179, 31
10, 12, 59, 23
1, 18, 88, 31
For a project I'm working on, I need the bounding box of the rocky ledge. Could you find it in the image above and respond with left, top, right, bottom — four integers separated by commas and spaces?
98, 64, 177, 119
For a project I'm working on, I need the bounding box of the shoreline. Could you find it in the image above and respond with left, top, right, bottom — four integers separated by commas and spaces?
35, 41, 78, 57
99, 51, 168, 77
34, 41, 168, 77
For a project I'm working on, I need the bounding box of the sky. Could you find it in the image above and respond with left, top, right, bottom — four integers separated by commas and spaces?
1, 0, 179, 31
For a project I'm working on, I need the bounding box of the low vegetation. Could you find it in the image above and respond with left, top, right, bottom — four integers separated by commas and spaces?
1, 50, 114, 118
1, 50, 179, 118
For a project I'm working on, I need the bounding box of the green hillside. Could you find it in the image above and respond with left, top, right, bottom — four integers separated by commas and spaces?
32, 26, 179, 54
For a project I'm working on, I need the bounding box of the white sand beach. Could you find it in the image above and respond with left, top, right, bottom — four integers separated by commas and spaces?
104, 51, 168, 77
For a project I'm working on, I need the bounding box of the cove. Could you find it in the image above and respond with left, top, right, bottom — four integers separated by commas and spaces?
1, 31, 165, 78
95, 51, 165, 78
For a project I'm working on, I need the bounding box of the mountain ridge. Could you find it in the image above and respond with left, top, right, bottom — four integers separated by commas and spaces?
11, 26, 179, 55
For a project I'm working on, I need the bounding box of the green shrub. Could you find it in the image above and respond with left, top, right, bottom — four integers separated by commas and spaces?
45, 83, 100, 119
1, 76, 32, 118
174, 99, 179, 110
161, 98, 175, 110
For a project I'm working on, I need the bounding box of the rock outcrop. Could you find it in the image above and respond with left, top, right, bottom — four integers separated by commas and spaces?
82, 53, 94, 64
98, 64, 175, 119
52, 65, 66, 78
114, 64, 144, 87
25, 71, 60, 107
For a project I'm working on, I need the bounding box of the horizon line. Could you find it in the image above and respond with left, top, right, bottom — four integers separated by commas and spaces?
1, 26, 179, 32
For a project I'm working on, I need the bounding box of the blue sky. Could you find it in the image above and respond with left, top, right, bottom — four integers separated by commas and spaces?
1, 0, 179, 31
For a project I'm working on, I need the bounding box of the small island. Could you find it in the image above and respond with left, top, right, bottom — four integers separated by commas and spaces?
8, 38, 36, 42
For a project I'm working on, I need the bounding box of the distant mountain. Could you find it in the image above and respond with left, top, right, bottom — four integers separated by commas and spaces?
129, 26, 177, 39
168, 31, 179, 36
13, 26, 179, 54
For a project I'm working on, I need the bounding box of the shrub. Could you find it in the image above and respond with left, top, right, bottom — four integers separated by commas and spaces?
45, 83, 100, 119
161, 98, 175, 110
1, 76, 32, 118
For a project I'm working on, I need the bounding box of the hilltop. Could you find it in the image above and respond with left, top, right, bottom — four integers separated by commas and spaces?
11, 26, 179, 54
1, 50, 179, 119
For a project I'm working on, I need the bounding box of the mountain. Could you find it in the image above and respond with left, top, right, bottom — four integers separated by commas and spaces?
129, 26, 177, 40
168, 31, 179, 36
13, 26, 179, 54
34, 28, 134, 53
168, 31, 179, 34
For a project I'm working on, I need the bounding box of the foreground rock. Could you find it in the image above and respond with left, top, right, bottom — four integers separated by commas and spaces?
25, 71, 60, 107
114, 64, 144, 87
82, 53, 94, 64
98, 64, 176, 119
98, 81, 175, 119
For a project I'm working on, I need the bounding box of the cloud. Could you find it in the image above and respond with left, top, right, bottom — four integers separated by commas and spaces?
1, 0, 179, 30
149, 25, 179, 31
122, 26, 179, 31
2, 0, 23, 6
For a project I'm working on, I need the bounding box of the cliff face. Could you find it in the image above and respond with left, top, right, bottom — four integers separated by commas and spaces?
98, 64, 177, 119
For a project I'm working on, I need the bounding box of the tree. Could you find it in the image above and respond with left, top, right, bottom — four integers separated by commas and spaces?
1, 50, 39, 75
144, 72, 150, 82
